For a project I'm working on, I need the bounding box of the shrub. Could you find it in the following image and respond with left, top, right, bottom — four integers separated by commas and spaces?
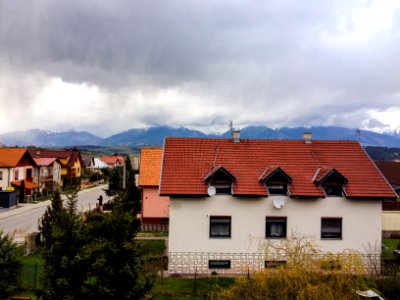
217, 233, 375, 300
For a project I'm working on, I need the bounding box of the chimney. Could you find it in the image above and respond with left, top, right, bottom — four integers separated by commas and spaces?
303, 132, 312, 144
233, 130, 241, 142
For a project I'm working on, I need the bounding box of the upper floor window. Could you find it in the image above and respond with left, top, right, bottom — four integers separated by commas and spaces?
14, 170, 19, 180
314, 167, 348, 197
204, 165, 236, 196
210, 216, 231, 238
0, 171, 2, 180
260, 166, 292, 196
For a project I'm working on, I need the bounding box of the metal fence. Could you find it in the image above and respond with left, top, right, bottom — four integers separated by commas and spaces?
168, 252, 382, 275
140, 223, 169, 232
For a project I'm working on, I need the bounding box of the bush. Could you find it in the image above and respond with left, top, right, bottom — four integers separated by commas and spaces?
217, 233, 375, 300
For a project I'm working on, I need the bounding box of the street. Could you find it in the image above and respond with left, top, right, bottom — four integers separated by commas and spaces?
0, 185, 110, 242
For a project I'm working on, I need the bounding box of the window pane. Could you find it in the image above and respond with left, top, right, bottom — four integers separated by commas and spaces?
210, 217, 231, 238
266, 218, 287, 238
321, 218, 342, 239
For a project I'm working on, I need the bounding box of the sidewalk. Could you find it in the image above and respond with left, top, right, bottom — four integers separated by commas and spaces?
0, 184, 107, 220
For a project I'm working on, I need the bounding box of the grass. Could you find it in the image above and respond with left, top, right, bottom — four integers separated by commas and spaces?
137, 231, 168, 237
18, 250, 44, 290
150, 277, 235, 299
138, 239, 166, 256
382, 239, 400, 258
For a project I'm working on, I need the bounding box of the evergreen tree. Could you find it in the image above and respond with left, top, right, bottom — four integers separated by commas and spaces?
81, 193, 153, 299
105, 166, 123, 196
38, 190, 85, 300
0, 231, 21, 298
119, 156, 141, 213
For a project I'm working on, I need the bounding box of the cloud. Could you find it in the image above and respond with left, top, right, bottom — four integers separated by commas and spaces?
0, 0, 400, 135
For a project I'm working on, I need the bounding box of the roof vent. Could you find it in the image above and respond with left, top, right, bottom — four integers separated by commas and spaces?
303, 132, 312, 144
233, 130, 241, 143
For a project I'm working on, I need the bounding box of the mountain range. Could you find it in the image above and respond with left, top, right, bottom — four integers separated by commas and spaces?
1, 126, 400, 148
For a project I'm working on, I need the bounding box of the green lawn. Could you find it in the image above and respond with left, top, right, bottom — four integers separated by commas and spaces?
151, 277, 235, 300
138, 239, 166, 256
382, 239, 400, 258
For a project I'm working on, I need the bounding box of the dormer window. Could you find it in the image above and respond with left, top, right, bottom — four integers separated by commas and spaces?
267, 184, 288, 195
204, 165, 236, 196
313, 167, 348, 197
259, 166, 292, 196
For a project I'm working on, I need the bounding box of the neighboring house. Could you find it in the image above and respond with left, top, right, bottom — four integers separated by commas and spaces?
33, 158, 62, 193
29, 149, 84, 187
139, 148, 170, 231
99, 155, 125, 168
160, 133, 397, 274
0, 148, 39, 201
375, 161, 400, 196
93, 157, 109, 170
375, 160, 400, 238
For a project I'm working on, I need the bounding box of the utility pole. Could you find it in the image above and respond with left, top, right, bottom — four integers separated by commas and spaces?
122, 157, 126, 189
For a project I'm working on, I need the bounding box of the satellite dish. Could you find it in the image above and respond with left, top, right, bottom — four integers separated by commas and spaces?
272, 197, 285, 209
207, 186, 216, 196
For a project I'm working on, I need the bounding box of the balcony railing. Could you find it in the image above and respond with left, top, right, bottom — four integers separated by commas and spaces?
382, 201, 400, 211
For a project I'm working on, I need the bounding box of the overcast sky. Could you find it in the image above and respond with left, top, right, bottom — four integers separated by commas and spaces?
1, 0, 400, 137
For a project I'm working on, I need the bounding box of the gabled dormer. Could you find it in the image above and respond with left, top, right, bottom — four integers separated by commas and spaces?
204, 165, 236, 195
313, 167, 348, 196
259, 166, 292, 196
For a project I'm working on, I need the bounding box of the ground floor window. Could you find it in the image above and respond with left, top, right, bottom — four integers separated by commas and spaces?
210, 216, 231, 238
321, 218, 342, 239
266, 217, 287, 238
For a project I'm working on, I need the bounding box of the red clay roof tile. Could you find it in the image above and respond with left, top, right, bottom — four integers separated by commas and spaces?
160, 138, 397, 199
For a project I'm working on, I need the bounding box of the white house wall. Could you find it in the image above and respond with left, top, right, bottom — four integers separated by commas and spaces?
0, 168, 10, 190
169, 195, 382, 255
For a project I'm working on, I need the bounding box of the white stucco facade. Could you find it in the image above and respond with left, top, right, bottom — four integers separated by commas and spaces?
168, 194, 382, 273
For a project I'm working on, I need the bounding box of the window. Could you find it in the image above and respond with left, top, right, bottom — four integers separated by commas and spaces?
267, 184, 288, 195
265, 260, 286, 268
0, 171, 2, 180
14, 170, 19, 180
210, 216, 231, 238
209, 260, 231, 269
321, 218, 342, 239
322, 184, 343, 196
213, 184, 232, 195
266, 217, 287, 238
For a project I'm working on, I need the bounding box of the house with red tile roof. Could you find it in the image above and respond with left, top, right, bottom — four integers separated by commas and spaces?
99, 155, 125, 168
33, 157, 62, 193
375, 160, 400, 238
375, 161, 400, 195
160, 133, 397, 274
0, 148, 39, 201
139, 148, 170, 230
29, 149, 84, 187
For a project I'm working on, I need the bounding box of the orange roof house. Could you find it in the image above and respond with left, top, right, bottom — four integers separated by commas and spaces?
160, 134, 397, 274
139, 148, 169, 228
0, 148, 38, 197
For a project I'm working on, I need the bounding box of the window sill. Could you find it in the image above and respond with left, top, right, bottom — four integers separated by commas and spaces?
266, 236, 286, 239
209, 236, 231, 239
321, 238, 342, 240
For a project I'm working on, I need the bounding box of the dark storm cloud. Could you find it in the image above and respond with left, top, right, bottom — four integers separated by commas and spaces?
0, 0, 399, 135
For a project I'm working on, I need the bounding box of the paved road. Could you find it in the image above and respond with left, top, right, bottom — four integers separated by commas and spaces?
0, 185, 111, 242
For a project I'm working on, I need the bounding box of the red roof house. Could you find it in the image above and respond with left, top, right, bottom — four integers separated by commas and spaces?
160, 135, 397, 275
375, 161, 400, 195
99, 155, 125, 168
